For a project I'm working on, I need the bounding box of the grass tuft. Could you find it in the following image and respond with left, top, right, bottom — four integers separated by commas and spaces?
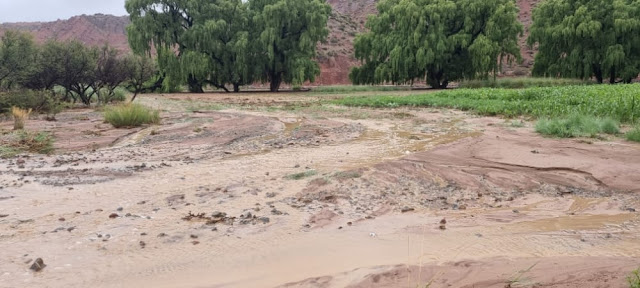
0, 131, 54, 158
285, 170, 317, 180
11, 107, 32, 130
626, 127, 640, 142
104, 103, 160, 128
535, 115, 619, 138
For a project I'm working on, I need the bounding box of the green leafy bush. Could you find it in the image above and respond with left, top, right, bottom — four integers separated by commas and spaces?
0, 90, 63, 114
104, 103, 160, 128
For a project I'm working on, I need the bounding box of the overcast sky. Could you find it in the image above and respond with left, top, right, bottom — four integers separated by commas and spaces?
0, 0, 128, 23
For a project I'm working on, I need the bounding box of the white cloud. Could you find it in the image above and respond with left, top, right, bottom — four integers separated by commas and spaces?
0, 0, 128, 23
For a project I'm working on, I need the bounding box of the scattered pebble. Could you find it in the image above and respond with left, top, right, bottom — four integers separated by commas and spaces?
29, 258, 46, 272
108, 213, 118, 219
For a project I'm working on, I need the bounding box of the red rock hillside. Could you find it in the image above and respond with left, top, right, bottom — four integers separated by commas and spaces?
0, 0, 540, 85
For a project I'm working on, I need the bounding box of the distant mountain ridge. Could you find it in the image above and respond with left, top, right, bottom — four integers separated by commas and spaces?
0, 14, 130, 52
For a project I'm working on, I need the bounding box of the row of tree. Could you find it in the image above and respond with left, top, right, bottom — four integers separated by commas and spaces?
350, 0, 640, 87
0, 30, 158, 105
125, 0, 332, 93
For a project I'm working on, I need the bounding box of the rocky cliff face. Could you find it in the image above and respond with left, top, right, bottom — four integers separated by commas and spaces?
0, 0, 540, 85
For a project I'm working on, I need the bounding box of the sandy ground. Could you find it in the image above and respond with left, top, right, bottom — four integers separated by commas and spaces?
1, 92, 639, 288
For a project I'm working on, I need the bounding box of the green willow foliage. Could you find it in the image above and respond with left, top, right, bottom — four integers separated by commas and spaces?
528, 0, 640, 83
125, 0, 331, 92
350, 0, 523, 89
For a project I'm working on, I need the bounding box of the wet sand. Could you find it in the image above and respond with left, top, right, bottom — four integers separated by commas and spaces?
1, 93, 639, 287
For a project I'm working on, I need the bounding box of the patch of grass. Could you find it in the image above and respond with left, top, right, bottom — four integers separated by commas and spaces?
458, 77, 592, 89
285, 170, 317, 180
333, 171, 362, 180
186, 103, 226, 112
535, 115, 619, 138
312, 85, 413, 93
335, 84, 640, 124
626, 127, 640, 142
104, 103, 160, 128
507, 120, 525, 128
0, 131, 54, 158
629, 268, 640, 288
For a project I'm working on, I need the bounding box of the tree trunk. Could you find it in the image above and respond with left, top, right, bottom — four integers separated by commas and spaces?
233, 83, 240, 93
270, 72, 282, 92
594, 66, 603, 83
609, 67, 616, 84
187, 74, 204, 93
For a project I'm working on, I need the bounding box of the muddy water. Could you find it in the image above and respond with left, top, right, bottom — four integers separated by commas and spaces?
2, 104, 640, 288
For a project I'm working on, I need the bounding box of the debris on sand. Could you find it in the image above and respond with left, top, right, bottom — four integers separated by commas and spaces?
29, 258, 46, 272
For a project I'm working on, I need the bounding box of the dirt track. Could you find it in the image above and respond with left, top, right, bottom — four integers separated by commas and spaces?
1, 92, 639, 288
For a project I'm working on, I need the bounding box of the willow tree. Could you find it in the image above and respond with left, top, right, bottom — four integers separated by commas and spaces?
126, 0, 251, 92
350, 0, 523, 89
528, 0, 640, 83
251, 0, 331, 92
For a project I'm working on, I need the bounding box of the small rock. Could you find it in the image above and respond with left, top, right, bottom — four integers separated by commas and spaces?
475, 233, 483, 237
190, 234, 198, 239
157, 233, 167, 237
531, 150, 540, 154
67, 227, 75, 232
401, 207, 414, 213
140, 232, 147, 236
439, 224, 446, 230
108, 213, 118, 219
626, 208, 636, 212
139, 241, 146, 248
137, 201, 147, 205
29, 258, 45, 272
258, 217, 270, 224
117, 207, 123, 212
439, 218, 447, 225
125, 213, 132, 217
0, 214, 8, 218
58, 218, 65, 222
347, 222, 353, 226
512, 209, 520, 213
192, 241, 200, 245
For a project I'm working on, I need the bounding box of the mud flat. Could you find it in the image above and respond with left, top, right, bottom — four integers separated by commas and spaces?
1, 93, 639, 287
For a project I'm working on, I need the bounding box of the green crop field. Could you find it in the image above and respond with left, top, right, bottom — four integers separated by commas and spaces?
335, 84, 640, 123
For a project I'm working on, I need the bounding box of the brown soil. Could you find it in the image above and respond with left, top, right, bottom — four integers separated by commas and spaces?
1, 92, 639, 287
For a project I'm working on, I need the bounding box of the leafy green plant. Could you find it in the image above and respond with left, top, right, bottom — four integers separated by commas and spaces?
104, 103, 160, 128
629, 268, 640, 288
